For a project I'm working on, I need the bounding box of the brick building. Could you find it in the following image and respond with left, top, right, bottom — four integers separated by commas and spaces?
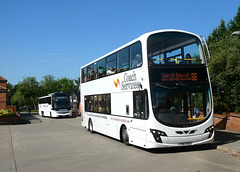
0, 76, 7, 110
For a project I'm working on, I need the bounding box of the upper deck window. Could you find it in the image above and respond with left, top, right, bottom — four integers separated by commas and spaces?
147, 32, 205, 65
99, 58, 106, 78
87, 64, 94, 81
130, 41, 142, 68
117, 47, 129, 72
106, 54, 117, 75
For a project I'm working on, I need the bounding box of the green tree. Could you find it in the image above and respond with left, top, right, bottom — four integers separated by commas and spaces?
19, 77, 39, 109
208, 19, 227, 44
11, 86, 25, 107
55, 77, 75, 95
74, 77, 80, 90
7, 83, 15, 104
40, 75, 56, 96
228, 6, 240, 32
208, 35, 240, 113
207, 6, 240, 113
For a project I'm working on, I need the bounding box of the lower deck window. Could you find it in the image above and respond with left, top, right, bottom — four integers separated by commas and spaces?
85, 94, 111, 114
133, 90, 149, 119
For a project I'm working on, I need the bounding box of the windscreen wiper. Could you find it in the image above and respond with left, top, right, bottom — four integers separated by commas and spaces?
176, 82, 201, 88
155, 83, 201, 89
155, 83, 177, 90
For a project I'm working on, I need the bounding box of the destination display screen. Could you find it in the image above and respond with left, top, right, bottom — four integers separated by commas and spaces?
149, 67, 208, 83
160, 72, 198, 82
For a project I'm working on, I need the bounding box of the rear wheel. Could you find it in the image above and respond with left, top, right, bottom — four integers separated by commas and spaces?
121, 125, 130, 146
88, 119, 94, 134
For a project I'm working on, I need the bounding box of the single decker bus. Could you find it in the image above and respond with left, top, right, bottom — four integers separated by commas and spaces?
80, 29, 214, 149
39, 92, 72, 118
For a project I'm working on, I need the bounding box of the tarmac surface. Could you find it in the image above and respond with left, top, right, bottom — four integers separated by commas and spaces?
15, 112, 240, 158
0, 112, 240, 172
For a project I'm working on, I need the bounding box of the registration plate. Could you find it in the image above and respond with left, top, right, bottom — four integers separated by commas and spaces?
178, 142, 192, 146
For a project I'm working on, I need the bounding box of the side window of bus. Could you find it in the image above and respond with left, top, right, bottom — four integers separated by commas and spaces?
81, 67, 87, 83
93, 62, 98, 79
117, 47, 129, 72
98, 95, 106, 113
130, 41, 142, 69
47, 97, 51, 104
183, 43, 203, 64
94, 95, 98, 112
133, 90, 149, 119
85, 96, 94, 112
99, 58, 106, 78
87, 64, 94, 81
39, 97, 51, 104
106, 54, 117, 76
85, 94, 111, 114
105, 94, 111, 114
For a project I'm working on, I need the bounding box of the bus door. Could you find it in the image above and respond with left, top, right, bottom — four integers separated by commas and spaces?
130, 90, 149, 142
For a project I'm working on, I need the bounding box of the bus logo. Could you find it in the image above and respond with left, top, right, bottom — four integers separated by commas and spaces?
114, 77, 120, 88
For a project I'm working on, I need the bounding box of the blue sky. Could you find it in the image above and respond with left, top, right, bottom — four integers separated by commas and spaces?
0, 0, 239, 85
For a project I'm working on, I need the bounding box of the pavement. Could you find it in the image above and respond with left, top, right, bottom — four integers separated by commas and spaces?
1, 113, 240, 159
214, 129, 240, 158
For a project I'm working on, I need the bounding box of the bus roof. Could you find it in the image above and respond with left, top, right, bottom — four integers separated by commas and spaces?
39, 92, 69, 99
80, 29, 200, 69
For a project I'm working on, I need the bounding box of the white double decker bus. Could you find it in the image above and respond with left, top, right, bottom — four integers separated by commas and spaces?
80, 29, 214, 149
39, 92, 72, 118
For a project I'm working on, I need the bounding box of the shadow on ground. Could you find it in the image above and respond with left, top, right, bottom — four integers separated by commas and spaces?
145, 130, 240, 154
214, 130, 240, 146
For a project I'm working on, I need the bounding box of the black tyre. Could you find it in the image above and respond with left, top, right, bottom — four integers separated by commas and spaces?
88, 119, 94, 134
121, 125, 130, 146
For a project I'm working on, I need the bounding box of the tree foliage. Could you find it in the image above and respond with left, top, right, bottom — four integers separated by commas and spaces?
208, 6, 240, 113
20, 77, 39, 109
9, 76, 79, 109
40, 75, 56, 96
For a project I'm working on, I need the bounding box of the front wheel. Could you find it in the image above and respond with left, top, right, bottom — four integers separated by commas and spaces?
121, 125, 130, 146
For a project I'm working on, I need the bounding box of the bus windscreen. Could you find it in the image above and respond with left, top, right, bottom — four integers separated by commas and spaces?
147, 32, 206, 65
53, 96, 71, 110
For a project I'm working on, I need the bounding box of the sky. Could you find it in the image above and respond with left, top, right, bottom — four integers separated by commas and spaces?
0, 0, 240, 85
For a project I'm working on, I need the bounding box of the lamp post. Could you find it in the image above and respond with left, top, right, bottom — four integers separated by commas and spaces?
231, 31, 240, 112
231, 31, 240, 39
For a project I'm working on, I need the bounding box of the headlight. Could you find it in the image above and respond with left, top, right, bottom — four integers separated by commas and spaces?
204, 125, 214, 138
150, 129, 167, 143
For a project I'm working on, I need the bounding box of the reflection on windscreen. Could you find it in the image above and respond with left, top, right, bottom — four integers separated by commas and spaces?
54, 96, 70, 109
151, 86, 211, 127
148, 32, 205, 65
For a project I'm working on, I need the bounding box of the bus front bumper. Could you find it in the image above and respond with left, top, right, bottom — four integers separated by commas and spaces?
145, 131, 215, 149
55, 111, 72, 117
